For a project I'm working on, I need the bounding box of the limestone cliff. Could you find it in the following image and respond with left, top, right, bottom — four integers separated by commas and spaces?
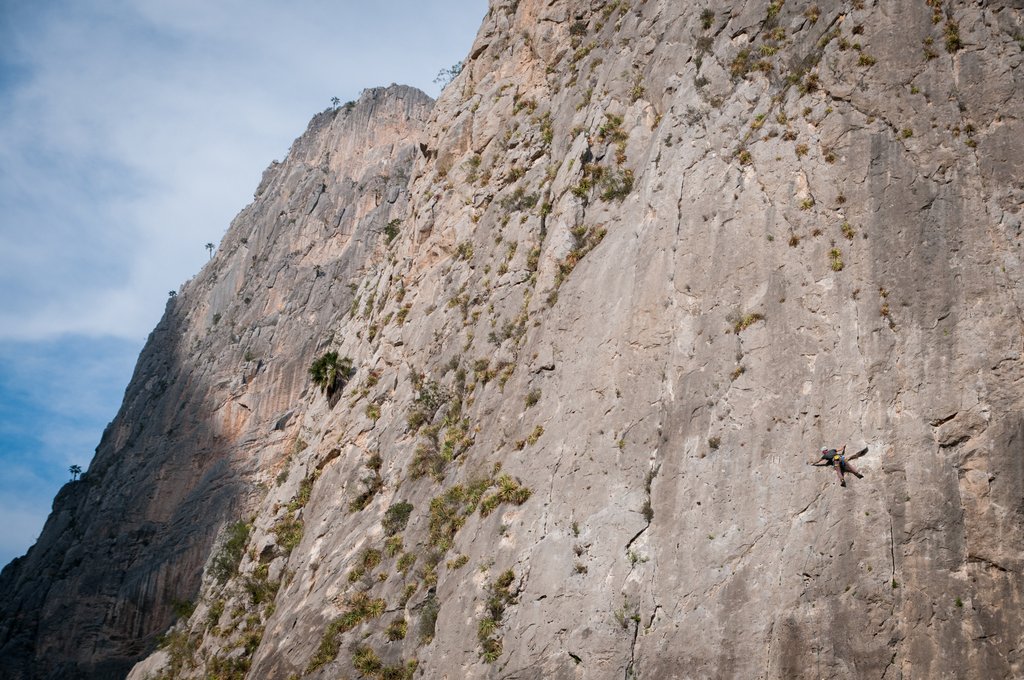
5, 1, 1024, 679
0, 85, 432, 679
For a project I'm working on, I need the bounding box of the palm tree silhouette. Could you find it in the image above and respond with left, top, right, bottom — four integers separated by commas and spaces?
69, 465, 82, 481
308, 352, 353, 398
330, 96, 341, 108
205, 242, 214, 259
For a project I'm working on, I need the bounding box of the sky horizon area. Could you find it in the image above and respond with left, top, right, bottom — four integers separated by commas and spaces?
0, 0, 487, 567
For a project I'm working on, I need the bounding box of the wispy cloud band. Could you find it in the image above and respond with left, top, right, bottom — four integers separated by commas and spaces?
0, 0, 486, 565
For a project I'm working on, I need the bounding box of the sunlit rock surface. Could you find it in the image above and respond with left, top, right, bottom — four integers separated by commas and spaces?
3, 1, 1023, 678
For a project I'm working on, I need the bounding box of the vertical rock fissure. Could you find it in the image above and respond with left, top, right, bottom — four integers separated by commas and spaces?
624, 503, 651, 554
881, 649, 898, 680
888, 514, 897, 588
624, 615, 640, 680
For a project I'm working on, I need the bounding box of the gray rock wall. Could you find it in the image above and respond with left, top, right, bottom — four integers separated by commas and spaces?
6, 1, 1024, 679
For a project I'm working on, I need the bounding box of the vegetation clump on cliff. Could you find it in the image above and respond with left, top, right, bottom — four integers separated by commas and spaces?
210, 522, 252, 584
308, 351, 353, 398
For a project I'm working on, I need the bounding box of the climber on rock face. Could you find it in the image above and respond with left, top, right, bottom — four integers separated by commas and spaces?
809, 443, 863, 487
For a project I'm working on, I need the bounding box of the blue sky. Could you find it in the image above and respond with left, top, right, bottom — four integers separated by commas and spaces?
0, 0, 487, 566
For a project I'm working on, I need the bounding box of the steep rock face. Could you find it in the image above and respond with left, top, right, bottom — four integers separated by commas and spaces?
116, 0, 1024, 678
0, 85, 432, 680
8, 1, 1024, 679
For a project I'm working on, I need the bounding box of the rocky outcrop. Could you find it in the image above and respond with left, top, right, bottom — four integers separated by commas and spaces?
7, 0, 1024, 678
0, 85, 432, 680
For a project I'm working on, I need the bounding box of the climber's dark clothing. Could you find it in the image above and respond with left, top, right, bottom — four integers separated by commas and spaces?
820, 449, 841, 463
811, 445, 862, 485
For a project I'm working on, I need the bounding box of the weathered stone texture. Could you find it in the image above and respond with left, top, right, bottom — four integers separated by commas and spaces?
7, 1, 1024, 679
0, 85, 432, 680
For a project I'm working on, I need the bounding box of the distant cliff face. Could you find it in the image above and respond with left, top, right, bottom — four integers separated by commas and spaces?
6, 0, 1024, 678
0, 85, 432, 680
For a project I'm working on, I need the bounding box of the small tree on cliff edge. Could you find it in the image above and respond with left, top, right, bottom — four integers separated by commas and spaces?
69, 465, 82, 481
434, 61, 463, 89
309, 351, 353, 399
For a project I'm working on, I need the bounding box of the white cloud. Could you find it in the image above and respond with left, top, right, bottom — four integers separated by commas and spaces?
0, 0, 486, 341
0, 335, 140, 564
0, 0, 487, 565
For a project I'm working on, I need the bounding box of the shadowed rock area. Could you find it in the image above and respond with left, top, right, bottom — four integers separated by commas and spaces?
5, 1, 1024, 678
0, 85, 432, 680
